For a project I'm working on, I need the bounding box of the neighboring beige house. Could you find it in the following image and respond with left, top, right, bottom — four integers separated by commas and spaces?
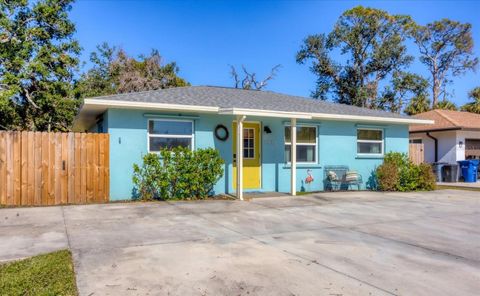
409, 110, 480, 163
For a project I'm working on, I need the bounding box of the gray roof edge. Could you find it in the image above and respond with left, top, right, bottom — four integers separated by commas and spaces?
83, 85, 414, 120
84, 85, 196, 101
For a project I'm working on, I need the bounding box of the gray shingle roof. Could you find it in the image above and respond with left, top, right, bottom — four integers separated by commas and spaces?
88, 86, 411, 119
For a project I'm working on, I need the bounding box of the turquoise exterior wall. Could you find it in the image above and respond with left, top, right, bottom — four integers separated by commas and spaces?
105, 108, 409, 200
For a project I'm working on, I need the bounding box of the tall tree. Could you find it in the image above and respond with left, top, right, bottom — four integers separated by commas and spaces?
410, 19, 478, 107
76, 43, 189, 98
404, 94, 431, 115
0, 0, 81, 131
461, 87, 480, 114
230, 65, 281, 90
296, 6, 413, 108
434, 99, 457, 111
75, 43, 117, 98
379, 71, 429, 113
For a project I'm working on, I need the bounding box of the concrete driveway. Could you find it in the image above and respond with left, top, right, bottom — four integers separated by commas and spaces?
1, 189, 479, 296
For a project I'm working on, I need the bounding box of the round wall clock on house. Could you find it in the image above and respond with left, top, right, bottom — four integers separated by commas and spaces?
214, 124, 229, 141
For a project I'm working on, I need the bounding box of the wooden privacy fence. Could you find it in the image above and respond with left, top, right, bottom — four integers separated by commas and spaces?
409, 143, 425, 165
0, 131, 109, 206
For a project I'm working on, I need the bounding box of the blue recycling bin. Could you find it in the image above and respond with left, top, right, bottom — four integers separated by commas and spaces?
458, 160, 479, 183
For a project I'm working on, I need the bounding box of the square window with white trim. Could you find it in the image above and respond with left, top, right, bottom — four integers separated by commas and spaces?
284, 125, 317, 163
148, 119, 194, 152
357, 128, 383, 155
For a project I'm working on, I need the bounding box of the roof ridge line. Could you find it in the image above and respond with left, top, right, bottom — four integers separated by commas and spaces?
435, 109, 460, 127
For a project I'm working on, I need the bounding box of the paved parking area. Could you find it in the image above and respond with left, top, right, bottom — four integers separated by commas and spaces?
1, 189, 479, 295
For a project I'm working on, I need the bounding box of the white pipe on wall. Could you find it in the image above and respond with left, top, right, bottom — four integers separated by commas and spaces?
236, 115, 246, 200
291, 118, 297, 196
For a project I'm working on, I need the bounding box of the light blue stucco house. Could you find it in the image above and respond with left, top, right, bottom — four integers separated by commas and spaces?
74, 86, 432, 201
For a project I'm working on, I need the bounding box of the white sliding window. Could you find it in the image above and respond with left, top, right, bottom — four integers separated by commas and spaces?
357, 128, 383, 156
284, 125, 317, 163
148, 119, 194, 152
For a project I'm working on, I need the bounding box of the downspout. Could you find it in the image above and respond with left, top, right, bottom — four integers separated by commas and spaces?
426, 132, 438, 162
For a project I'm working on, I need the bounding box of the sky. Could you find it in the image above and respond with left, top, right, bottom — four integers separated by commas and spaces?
71, 0, 480, 107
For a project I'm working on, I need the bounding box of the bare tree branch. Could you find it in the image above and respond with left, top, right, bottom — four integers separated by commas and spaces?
229, 65, 239, 89
257, 64, 281, 90
230, 64, 282, 90
23, 88, 39, 109
241, 65, 252, 89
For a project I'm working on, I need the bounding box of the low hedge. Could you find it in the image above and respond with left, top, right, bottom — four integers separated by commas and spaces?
133, 147, 224, 200
376, 152, 435, 192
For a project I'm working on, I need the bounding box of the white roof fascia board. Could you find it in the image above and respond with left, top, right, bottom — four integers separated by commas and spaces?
83, 99, 219, 113
309, 113, 434, 125
219, 107, 433, 124
218, 108, 313, 119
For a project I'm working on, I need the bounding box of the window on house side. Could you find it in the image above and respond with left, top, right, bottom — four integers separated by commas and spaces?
409, 139, 422, 144
148, 119, 194, 152
357, 129, 383, 155
284, 126, 317, 163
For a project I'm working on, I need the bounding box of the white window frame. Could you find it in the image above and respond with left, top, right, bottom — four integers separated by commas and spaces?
284, 124, 318, 164
243, 127, 255, 159
357, 128, 384, 156
147, 118, 194, 153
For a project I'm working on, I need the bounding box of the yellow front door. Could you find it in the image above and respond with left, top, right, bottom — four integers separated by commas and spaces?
232, 122, 261, 189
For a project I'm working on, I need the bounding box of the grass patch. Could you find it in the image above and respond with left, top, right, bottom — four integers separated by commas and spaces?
0, 250, 78, 296
436, 185, 480, 192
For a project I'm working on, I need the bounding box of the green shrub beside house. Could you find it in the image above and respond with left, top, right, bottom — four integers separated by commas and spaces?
134, 149, 435, 199
133, 147, 224, 200
376, 152, 436, 191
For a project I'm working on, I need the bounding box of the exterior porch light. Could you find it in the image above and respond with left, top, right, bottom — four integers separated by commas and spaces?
291, 118, 297, 196
236, 115, 246, 201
